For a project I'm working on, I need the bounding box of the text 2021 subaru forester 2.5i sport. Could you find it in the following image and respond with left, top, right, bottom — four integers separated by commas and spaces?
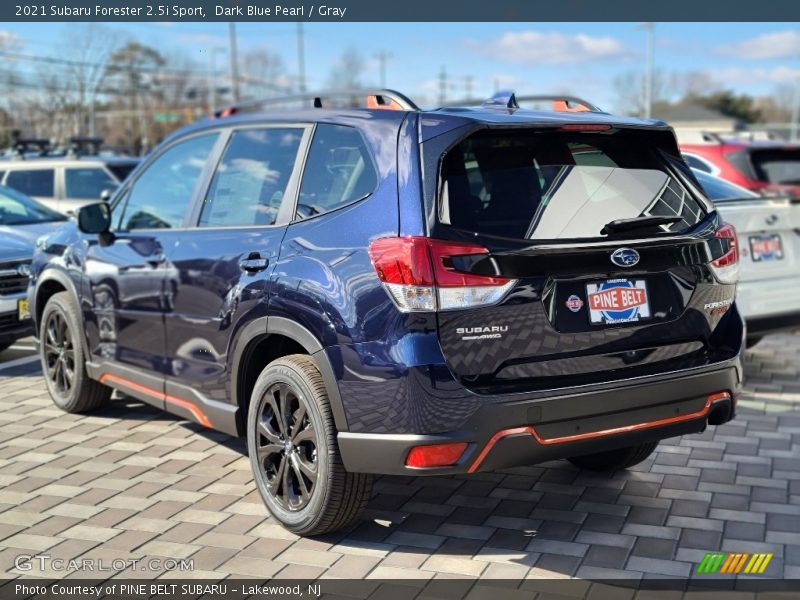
28, 90, 744, 535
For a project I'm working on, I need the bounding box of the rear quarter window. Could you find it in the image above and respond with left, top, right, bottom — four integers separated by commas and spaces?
439, 129, 707, 240
5, 169, 55, 198
295, 124, 377, 220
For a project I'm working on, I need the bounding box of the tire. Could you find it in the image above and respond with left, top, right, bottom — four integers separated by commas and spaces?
247, 354, 373, 536
40, 292, 111, 413
567, 440, 658, 472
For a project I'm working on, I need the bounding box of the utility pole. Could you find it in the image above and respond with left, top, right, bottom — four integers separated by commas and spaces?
207, 47, 224, 115
438, 66, 447, 106
464, 75, 474, 101
639, 22, 655, 119
229, 23, 240, 102
297, 23, 306, 93
791, 74, 800, 143
375, 51, 392, 88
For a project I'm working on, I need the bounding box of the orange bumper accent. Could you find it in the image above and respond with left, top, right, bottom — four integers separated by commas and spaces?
468, 392, 731, 473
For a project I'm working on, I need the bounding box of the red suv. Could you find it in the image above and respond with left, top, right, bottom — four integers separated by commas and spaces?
681, 137, 800, 197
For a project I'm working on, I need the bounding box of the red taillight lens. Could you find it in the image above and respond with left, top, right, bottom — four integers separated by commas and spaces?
368, 237, 435, 286
368, 237, 514, 312
405, 442, 468, 468
709, 223, 740, 284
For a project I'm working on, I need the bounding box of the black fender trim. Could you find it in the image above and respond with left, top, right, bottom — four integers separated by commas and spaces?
33, 267, 87, 360
267, 316, 349, 433
229, 316, 349, 434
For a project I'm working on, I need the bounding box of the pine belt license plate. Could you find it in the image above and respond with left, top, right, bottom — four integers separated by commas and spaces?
586, 279, 651, 325
17, 299, 29, 320
749, 234, 783, 262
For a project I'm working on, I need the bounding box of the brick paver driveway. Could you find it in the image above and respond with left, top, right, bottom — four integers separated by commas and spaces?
0, 333, 798, 582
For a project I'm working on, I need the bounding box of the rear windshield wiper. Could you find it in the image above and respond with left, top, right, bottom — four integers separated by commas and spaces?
601, 215, 682, 236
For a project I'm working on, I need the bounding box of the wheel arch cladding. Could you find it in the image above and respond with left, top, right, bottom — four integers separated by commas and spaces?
231, 316, 349, 436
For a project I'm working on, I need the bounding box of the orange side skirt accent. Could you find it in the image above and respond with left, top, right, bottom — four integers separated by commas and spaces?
99, 373, 212, 428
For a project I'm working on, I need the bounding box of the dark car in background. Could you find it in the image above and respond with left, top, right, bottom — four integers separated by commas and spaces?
0, 185, 66, 353
29, 90, 744, 535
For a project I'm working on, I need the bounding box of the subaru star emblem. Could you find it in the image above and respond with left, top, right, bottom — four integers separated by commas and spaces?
610, 247, 640, 268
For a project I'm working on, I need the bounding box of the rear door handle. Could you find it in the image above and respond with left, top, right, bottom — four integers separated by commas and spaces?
240, 253, 269, 273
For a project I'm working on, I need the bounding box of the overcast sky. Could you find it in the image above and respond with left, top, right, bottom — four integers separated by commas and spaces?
3, 22, 800, 110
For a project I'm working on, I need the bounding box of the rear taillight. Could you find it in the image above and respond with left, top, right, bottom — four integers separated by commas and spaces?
368, 237, 515, 312
709, 223, 739, 284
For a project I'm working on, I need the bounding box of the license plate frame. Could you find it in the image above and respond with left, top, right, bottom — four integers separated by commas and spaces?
585, 278, 651, 326
749, 234, 784, 262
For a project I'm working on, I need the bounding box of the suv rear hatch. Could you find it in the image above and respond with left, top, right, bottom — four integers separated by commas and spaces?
419, 125, 740, 394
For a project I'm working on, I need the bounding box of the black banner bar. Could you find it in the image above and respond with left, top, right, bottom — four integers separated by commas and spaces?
3, 0, 800, 22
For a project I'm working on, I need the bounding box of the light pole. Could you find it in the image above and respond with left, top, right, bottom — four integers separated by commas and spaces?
205, 46, 225, 115
229, 23, 240, 103
375, 51, 392, 88
638, 22, 655, 119
297, 23, 307, 93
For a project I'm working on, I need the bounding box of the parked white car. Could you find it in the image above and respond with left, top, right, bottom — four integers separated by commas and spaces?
693, 168, 800, 346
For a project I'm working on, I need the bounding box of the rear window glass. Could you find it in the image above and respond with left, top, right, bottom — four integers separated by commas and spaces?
693, 169, 757, 201
750, 149, 800, 185
439, 130, 707, 240
5, 169, 55, 198
65, 167, 117, 199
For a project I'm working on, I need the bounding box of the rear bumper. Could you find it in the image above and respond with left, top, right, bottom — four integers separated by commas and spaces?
737, 278, 800, 320
338, 359, 741, 475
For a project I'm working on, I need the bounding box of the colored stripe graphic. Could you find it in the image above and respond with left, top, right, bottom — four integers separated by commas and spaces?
698, 552, 773, 575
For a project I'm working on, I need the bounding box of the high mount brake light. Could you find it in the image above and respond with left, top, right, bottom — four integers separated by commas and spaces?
709, 223, 739, 284
368, 237, 515, 312
558, 124, 612, 132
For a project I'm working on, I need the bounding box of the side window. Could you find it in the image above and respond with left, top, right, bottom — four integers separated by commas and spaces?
65, 168, 117, 200
0, 171, 5, 181
296, 124, 377, 220
682, 154, 713, 173
6, 169, 55, 197
119, 134, 217, 231
199, 128, 303, 227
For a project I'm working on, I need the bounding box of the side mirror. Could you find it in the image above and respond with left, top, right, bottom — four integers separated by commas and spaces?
100, 188, 113, 202
77, 202, 111, 235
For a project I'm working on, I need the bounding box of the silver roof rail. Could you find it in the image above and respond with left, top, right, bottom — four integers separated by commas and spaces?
515, 95, 603, 113
216, 88, 420, 116
443, 92, 603, 113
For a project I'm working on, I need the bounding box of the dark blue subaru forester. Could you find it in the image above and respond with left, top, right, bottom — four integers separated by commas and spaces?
28, 91, 744, 535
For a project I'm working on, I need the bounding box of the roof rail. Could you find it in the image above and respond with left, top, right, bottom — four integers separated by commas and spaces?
9, 137, 51, 158
515, 95, 603, 113
215, 88, 420, 117
67, 136, 104, 157
443, 92, 602, 114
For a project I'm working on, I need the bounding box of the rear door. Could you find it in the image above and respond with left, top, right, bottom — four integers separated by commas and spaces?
428, 126, 734, 393
162, 125, 310, 419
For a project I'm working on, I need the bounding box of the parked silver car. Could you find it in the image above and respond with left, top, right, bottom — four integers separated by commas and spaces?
0, 157, 138, 214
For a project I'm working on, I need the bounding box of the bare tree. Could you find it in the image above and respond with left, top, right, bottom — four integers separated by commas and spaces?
61, 24, 118, 137
242, 49, 288, 97
326, 47, 366, 91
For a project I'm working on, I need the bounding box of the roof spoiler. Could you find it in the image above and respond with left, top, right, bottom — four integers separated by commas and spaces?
215, 88, 420, 117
